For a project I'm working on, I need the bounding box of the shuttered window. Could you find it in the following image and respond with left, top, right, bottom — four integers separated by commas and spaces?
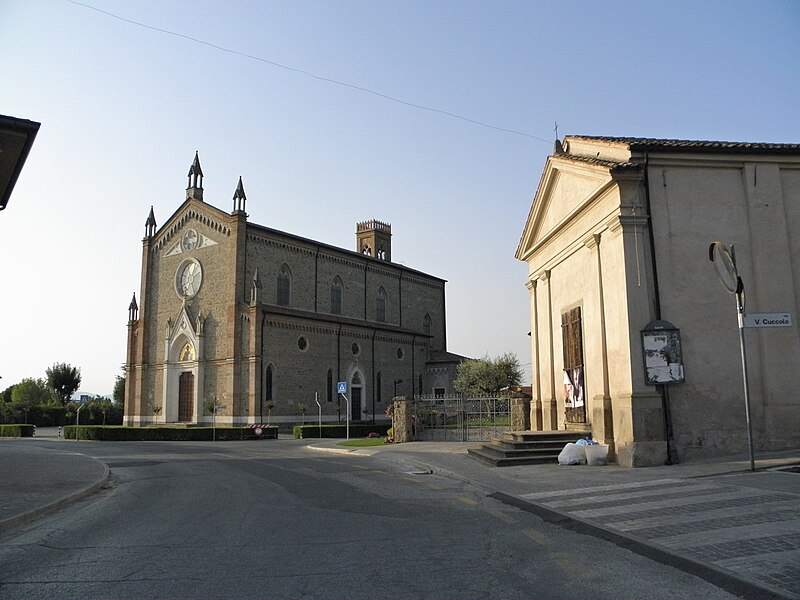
561, 307, 583, 369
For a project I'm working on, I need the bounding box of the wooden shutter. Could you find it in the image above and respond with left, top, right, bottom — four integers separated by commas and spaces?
561, 307, 583, 369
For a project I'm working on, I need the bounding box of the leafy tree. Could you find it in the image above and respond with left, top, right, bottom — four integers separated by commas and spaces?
112, 374, 125, 405
453, 353, 523, 396
11, 378, 55, 405
46, 363, 82, 405
1, 384, 16, 404
88, 397, 113, 425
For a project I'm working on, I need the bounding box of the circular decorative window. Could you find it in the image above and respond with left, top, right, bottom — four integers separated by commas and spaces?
396, 347, 404, 360
298, 336, 308, 351
175, 258, 203, 298
351, 342, 360, 356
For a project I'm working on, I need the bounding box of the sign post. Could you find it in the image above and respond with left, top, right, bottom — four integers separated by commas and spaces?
709, 241, 755, 471
337, 381, 349, 441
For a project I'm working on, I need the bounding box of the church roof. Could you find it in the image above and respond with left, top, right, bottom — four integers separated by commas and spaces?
565, 136, 800, 154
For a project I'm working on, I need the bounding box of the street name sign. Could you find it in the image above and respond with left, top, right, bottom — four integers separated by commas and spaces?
742, 313, 792, 328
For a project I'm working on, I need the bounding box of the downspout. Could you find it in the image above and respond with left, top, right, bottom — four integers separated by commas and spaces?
371, 329, 377, 423
411, 334, 416, 397
643, 154, 676, 464
364, 262, 368, 320
260, 310, 267, 422
314, 246, 320, 313
337, 323, 342, 422
399, 272, 403, 328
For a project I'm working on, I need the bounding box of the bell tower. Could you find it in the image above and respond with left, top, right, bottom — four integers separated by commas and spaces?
356, 220, 392, 262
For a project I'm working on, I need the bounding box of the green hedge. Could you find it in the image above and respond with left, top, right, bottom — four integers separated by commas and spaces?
0, 424, 35, 437
293, 423, 390, 439
62, 426, 278, 441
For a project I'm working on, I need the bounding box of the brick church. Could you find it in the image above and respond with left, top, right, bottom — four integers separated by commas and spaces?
124, 153, 465, 426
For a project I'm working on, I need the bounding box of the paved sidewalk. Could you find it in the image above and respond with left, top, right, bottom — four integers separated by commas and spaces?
0, 440, 109, 533
308, 440, 800, 600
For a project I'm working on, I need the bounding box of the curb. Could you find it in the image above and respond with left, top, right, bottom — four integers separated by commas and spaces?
308, 443, 795, 600
0, 458, 110, 534
490, 492, 792, 600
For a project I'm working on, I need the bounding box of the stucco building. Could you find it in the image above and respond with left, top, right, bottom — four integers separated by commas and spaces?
124, 153, 464, 426
517, 136, 800, 467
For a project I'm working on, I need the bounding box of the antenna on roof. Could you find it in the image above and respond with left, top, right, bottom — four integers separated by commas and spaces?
553, 121, 564, 155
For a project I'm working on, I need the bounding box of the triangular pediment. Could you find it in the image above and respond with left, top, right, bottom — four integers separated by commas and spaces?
515, 156, 614, 262
150, 199, 233, 255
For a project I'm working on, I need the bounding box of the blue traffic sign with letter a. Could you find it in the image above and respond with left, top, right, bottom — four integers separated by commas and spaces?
337, 381, 347, 394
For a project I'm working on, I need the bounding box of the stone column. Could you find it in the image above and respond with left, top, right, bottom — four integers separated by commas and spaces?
540, 270, 558, 430
585, 233, 615, 459
392, 396, 414, 443
510, 394, 531, 432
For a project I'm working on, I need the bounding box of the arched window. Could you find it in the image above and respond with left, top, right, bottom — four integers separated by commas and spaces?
376, 287, 386, 322
179, 342, 195, 361
330, 276, 343, 314
423, 314, 432, 336
327, 369, 333, 403
277, 264, 291, 306
377, 372, 382, 403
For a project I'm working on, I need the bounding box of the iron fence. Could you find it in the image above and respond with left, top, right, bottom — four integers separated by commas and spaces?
413, 394, 511, 441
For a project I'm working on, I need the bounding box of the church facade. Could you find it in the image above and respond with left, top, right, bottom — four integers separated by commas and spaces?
517, 136, 800, 467
124, 154, 464, 426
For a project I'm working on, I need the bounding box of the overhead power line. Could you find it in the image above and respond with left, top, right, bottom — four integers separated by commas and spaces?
67, 0, 551, 144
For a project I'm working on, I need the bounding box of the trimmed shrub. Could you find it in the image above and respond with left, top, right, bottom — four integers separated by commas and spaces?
293, 423, 390, 439
0, 424, 35, 437
62, 426, 278, 441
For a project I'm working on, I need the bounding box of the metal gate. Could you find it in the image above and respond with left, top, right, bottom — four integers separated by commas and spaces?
413, 394, 511, 441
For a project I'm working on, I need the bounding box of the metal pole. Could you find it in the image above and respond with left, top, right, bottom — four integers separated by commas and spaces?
342, 394, 350, 441
315, 392, 322, 439
737, 289, 756, 471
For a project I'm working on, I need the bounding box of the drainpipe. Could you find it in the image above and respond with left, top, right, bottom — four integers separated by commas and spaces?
337, 324, 342, 422
371, 329, 377, 423
643, 154, 677, 464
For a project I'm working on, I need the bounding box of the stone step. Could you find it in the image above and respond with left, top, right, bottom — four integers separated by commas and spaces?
467, 446, 559, 467
468, 430, 595, 467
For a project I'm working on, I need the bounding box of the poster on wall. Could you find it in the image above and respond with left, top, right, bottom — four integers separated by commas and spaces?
563, 367, 584, 407
641, 321, 685, 385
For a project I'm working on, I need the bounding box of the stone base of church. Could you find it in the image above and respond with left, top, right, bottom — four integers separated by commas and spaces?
615, 440, 668, 468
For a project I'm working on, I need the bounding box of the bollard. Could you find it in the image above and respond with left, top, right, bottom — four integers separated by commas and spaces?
58, 426, 62, 439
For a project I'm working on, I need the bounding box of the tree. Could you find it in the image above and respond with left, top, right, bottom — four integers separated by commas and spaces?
10, 378, 55, 423
12, 378, 55, 405
453, 353, 523, 396
46, 363, 82, 405
1, 384, 15, 404
112, 374, 125, 406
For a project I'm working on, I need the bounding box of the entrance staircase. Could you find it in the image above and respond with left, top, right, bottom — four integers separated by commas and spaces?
467, 430, 589, 467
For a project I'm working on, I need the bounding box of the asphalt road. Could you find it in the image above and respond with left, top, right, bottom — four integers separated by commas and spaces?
0, 440, 742, 599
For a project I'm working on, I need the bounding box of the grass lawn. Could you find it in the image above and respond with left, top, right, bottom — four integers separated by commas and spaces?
337, 437, 389, 448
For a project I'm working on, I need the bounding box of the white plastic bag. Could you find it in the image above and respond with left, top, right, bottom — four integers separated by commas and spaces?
558, 442, 587, 465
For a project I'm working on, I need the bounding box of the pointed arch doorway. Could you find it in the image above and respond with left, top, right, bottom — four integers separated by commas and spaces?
350, 370, 364, 421
178, 372, 194, 422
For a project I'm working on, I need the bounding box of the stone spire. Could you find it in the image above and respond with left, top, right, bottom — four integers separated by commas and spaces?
186, 151, 204, 201
233, 176, 247, 213
145, 206, 156, 237
128, 293, 139, 322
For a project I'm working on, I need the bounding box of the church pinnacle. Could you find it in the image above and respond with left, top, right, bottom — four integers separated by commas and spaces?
232, 176, 247, 213
186, 151, 204, 201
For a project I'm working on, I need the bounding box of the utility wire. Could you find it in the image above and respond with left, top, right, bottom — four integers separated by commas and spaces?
67, 0, 551, 144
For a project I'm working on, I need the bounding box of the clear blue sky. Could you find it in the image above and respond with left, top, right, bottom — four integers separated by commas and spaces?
1, 0, 799, 395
